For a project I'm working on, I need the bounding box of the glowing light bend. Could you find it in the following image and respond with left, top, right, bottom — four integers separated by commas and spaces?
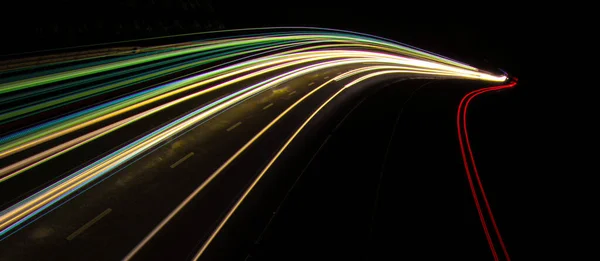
190, 70, 416, 260
0, 50, 502, 173
127, 68, 464, 260
457, 82, 515, 261
0, 29, 509, 242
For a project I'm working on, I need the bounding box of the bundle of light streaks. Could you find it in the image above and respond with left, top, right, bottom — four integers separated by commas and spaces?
0, 28, 506, 238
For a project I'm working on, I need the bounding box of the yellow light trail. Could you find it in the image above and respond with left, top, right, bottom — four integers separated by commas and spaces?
190, 69, 439, 260
0, 48, 385, 159
0, 53, 358, 179
0, 31, 508, 242
0, 60, 414, 234
124, 66, 489, 260
0, 49, 503, 181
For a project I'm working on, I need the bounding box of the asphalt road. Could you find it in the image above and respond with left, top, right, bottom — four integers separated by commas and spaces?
197, 79, 515, 261
0, 66, 447, 260
0, 30, 515, 261
0, 77, 515, 261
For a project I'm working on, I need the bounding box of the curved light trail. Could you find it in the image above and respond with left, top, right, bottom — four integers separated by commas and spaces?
189, 69, 418, 260
0, 28, 511, 259
457, 81, 516, 261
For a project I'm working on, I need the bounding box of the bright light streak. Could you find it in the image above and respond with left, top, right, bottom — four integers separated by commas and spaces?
0, 50, 500, 170
190, 70, 416, 260
0, 29, 510, 242
457, 82, 515, 261
127, 68, 468, 260
2, 60, 389, 234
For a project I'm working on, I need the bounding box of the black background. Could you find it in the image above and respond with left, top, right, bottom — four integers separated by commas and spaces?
1, 0, 574, 259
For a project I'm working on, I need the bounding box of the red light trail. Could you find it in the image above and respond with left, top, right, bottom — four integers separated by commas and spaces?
457, 81, 517, 261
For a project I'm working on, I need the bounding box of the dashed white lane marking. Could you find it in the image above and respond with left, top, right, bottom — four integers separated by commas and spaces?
67, 208, 112, 241
262, 103, 274, 110
288, 91, 297, 96
308, 82, 315, 86
227, 121, 242, 132
170, 152, 195, 169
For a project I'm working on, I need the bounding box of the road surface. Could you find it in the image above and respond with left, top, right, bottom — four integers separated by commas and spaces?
0, 28, 513, 260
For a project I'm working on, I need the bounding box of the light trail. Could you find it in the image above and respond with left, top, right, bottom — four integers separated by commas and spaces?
457, 81, 516, 261
0, 40, 309, 122
124, 66, 398, 259
0, 47, 493, 159
189, 70, 417, 260
0, 50, 500, 177
127, 68, 483, 260
0, 28, 508, 245
0, 53, 369, 180
2, 57, 468, 236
